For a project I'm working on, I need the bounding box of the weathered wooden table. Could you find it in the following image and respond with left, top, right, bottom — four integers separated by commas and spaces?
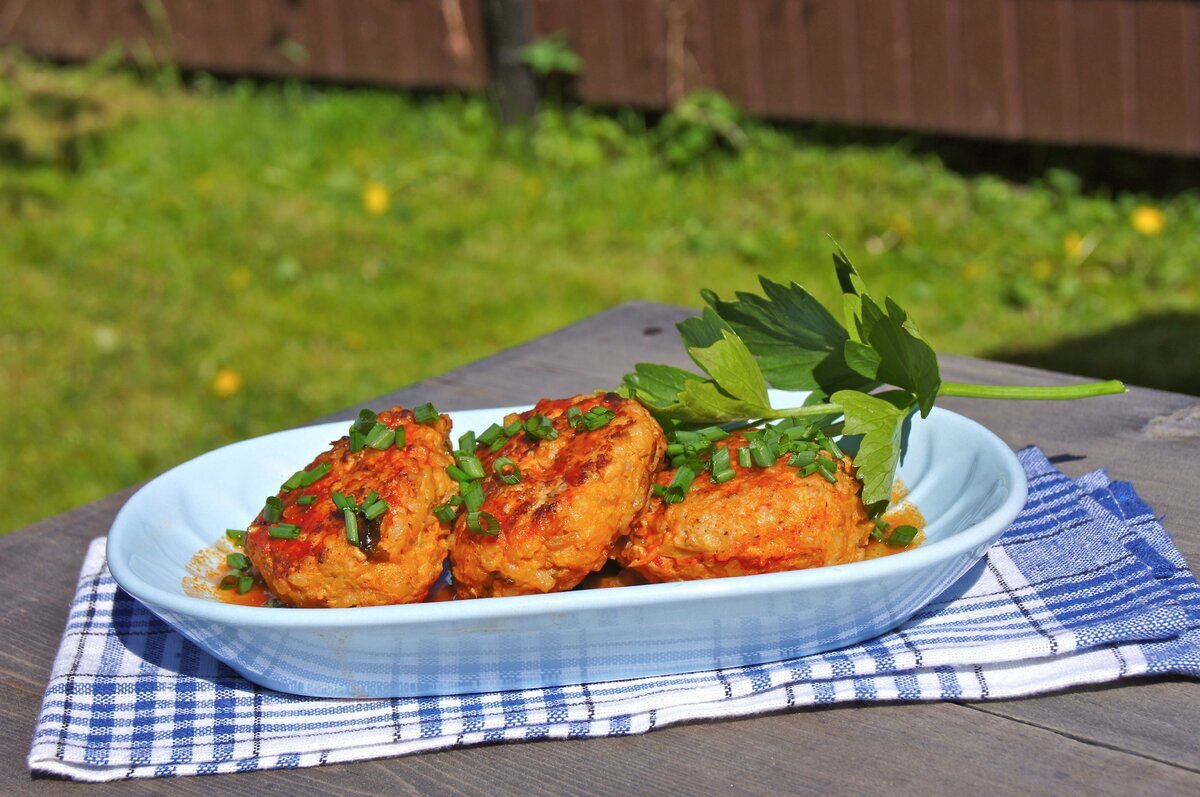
4, 302, 1199, 795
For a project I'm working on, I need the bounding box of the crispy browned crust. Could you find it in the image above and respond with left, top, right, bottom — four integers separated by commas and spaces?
616, 433, 873, 582
450, 393, 667, 598
243, 408, 457, 608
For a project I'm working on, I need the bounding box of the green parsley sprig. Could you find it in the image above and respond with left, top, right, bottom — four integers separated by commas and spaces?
621, 245, 1125, 513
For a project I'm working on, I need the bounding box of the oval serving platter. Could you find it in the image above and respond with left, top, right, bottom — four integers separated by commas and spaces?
106, 391, 1027, 698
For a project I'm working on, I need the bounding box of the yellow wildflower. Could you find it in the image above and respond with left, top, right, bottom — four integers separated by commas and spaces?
1130, 205, 1165, 236
362, 182, 390, 216
226, 267, 252, 291
961, 261, 987, 283
212, 368, 243, 398
1063, 232, 1084, 257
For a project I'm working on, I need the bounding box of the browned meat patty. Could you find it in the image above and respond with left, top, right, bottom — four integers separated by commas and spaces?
451, 393, 666, 598
243, 407, 457, 607
616, 433, 873, 582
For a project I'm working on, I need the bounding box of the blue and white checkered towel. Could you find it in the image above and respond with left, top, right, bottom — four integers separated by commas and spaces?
28, 447, 1200, 781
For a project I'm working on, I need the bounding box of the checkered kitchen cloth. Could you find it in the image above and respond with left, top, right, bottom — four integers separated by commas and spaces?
29, 447, 1200, 781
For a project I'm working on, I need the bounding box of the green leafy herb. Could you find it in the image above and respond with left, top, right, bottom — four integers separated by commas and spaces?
622, 244, 1126, 513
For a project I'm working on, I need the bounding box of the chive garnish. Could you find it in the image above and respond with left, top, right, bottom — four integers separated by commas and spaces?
364, 422, 395, 450
461, 480, 484, 512
268, 523, 301, 539
455, 453, 486, 481
466, 511, 500, 535
523, 413, 558, 441
362, 498, 389, 521
413, 402, 439, 424
331, 491, 354, 511
446, 465, 470, 483
299, 461, 332, 486
349, 428, 367, 453
225, 529, 245, 545
296, 494, 317, 506
477, 423, 505, 447
582, 407, 616, 430
887, 525, 919, 546
394, 425, 406, 449
663, 465, 697, 504
237, 574, 255, 594
737, 448, 752, 468
281, 470, 305, 491
433, 504, 457, 523
493, 457, 521, 484
226, 552, 251, 571
263, 495, 283, 523
567, 406, 585, 430
503, 420, 523, 438
343, 508, 359, 545
352, 408, 377, 434
458, 430, 476, 453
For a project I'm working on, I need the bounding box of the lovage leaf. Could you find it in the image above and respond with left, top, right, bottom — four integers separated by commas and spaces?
677, 378, 772, 424
686, 328, 771, 408
702, 277, 874, 394
857, 294, 942, 417
832, 389, 914, 506
621, 362, 703, 410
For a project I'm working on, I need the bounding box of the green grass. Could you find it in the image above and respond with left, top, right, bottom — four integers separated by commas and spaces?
3, 56, 1199, 536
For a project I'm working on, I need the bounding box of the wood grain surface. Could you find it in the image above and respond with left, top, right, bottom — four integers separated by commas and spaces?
3, 301, 1199, 795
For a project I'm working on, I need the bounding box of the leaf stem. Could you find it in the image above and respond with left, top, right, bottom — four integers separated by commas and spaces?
937, 380, 1126, 401
764, 402, 842, 419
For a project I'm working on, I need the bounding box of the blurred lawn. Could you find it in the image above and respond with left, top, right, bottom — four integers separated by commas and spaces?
3, 57, 1199, 536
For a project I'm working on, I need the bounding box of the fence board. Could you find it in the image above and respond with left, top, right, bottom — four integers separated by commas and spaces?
1134, 1, 1191, 152
2, 0, 1200, 154
907, 0, 960, 133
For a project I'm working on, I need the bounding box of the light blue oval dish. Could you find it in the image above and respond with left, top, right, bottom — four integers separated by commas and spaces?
106, 392, 1027, 698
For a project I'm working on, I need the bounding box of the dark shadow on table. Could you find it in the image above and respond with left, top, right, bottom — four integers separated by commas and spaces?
986, 312, 1200, 398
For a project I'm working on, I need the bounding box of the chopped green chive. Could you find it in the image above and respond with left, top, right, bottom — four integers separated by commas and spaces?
567, 406, 586, 430
788, 450, 817, 468
663, 465, 697, 504
455, 453, 486, 481
583, 407, 616, 430
503, 420, 523, 438
225, 529, 245, 545
490, 437, 507, 453
281, 470, 306, 491
446, 465, 471, 483
413, 403, 439, 424
394, 425, 406, 449
698, 425, 729, 442
458, 430, 477, 453
887, 525, 919, 547
433, 503, 457, 523
349, 428, 367, 453
237, 574, 255, 594
709, 448, 735, 483
352, 408, 378, 434
477, 424, 505, 447
263, 495, 283, 523
737, 448, 752, 468
296, 494, 317, 506
749, 439, 775, 468
226, 552, 251, 571
268, 523, 301, 539
461, 480, 485, 512
466, 511, 501, 535
218, 574, 239, 591
493, 457, 521, 484
363, 498, 389, 521
299, 461, 332, 486
364, 422, 395, 450
343, 508, 359, 545
523, 413, 558, 441
331, 491, 354, 511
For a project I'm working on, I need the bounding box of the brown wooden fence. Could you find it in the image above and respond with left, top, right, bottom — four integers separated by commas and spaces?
2, 0, 1199, 155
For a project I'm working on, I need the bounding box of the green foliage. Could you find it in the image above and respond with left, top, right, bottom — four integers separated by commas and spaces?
657, 90, 748, 167
519, 31, 583, 77
1, 57, 1198, 536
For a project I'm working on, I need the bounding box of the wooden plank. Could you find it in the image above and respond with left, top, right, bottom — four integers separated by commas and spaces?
1015, 0, 1071, 143
573, 0, 614, 102
1132, 1, 1191, 153
856, 0, 905, 127
1072, 0, 1135, 147
802, 0, 852, 121
907, 0, 960, 133
704, 0, 750, 108
958, 0, 1009, 137
4, 303, 1200, 795
751, 0, 802, 118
